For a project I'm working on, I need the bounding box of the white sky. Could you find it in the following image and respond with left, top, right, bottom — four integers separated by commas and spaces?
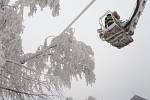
22, 0, 150, 100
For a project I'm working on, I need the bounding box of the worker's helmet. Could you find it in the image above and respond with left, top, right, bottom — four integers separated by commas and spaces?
107, 14, 112, 16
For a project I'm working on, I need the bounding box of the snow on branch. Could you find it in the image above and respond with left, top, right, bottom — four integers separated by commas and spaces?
22, 28, 95, 89
0, 0, 96, 99
0, 4, 60, 99
14, 0, 60, 16
0, 86, 60, 98
48, 28, 95, 88
6, 58, 36, 72
20, 44, 56, 64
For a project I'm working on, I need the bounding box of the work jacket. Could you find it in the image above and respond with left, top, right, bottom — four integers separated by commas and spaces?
105, 14, 114, 28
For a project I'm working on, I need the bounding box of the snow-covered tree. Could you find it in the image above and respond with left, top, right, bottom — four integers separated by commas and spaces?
14, 0, 60, 16
0, 0, 95, 100
65, 97, 73, 100
86, 96, 97, 100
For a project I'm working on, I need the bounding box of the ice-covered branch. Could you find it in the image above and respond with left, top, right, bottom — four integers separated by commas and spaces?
20, 44, 57, 64
48, 28, 95, 88
14, 0, 60, 16
5, 59, 36, 72
0, 86, 59, 97
0, 0, 96, 99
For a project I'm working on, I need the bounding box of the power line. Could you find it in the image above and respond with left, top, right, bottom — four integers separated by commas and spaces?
61, 0, 96, 34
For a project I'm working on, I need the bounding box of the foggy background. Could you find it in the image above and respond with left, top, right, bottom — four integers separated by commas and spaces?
22, 0, 150, 100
